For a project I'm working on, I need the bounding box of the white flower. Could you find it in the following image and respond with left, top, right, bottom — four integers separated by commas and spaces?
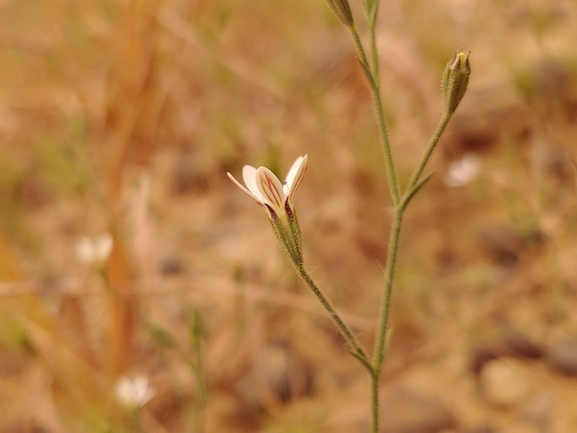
115, 375, 154, 408
227, 155, 308, 218
444, 154, 481, 187
76, 234, 113, 265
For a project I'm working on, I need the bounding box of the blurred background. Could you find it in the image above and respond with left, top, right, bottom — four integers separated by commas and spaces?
1, 0, 577, 432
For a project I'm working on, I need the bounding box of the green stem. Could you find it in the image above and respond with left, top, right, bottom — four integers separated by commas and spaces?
369, 24, 379, 84
370, 373, 379, 433
129, 407, 141, 433
373, 88, 400, 205
350, 26, 400, 206
406, 113, 452, 192
191, 344, 207, 433
368, 111, 451, 433
296, 265, 370, 365
171, 342, 206, 433
350, 25, 372, 74
373, 209, 403, 373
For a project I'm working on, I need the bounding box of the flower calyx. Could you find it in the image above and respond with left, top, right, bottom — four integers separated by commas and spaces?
441, 51, 471, 114
326, 0, 354, 27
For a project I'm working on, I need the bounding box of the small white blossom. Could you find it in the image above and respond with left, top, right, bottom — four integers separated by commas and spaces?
115, 375, 154, 408
227, 155, 308, 218
76, 234, 113, 265
444, 154, 480, 187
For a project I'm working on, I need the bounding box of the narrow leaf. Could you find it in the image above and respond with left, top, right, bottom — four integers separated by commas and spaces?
401, 172, 435, 211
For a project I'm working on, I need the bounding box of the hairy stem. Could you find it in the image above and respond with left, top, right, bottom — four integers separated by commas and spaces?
370, 372, 379, 433
406, 113, 452, 192
350, 26, 400, 206
373, 209, 403, 373
351, 25, 372, 74
295, 265, 370, 365
369, 24, 379, 84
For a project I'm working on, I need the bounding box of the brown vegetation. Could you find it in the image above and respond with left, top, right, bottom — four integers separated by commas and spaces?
1, 0, 577, 432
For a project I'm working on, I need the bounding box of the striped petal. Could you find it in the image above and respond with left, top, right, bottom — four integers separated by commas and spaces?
242, 165, 268, 203
227, 172, 263, 204
284, 154, 308, 206
256, 166, 286, 214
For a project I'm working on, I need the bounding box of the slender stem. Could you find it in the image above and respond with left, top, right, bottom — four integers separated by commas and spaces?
350, 26, 400, 205
373, 209, 403, 373
350, 21, 402, 433
369, 25, 379, 83
406, 113, 452, 192
372, 88, 400, 205
370, 373, 379, 433
145, 319, 207, 432
296, 265, 370, 363
192, 341, 207, 433
350, 25, 372, 74
368, 112, 453, 430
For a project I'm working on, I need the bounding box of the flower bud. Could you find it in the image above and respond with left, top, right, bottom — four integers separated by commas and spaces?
441, 51, 471, 114
326, 0, 354, 27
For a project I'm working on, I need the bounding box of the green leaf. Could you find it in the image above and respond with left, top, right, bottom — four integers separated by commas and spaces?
401, 171, 435, 211
148, 323, 177, 349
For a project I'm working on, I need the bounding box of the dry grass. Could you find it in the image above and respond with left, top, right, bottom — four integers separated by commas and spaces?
2, 0, 577, 432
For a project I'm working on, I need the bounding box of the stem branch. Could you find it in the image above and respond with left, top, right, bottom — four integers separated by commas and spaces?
369, 24, 379, 84
296, 265, 370, 366
350, 26, 400, 206
406, 113, 452, 192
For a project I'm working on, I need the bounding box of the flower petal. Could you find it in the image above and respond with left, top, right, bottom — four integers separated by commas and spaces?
284, 154, 308, 205
283, 156, 302, 193
94, 234, 113, 262
134, 376, 150, 404
227, 171, 264, 204
76, 237, 95, 263
256, 166, 286, 212
243, 165, 269, 202
115, 375, 154, 408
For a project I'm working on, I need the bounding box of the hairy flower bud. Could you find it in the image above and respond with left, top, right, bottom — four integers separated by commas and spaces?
326, 0, 354, 27
441, 51, 471, 114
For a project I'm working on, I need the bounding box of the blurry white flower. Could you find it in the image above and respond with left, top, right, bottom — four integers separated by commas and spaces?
227, 155, 308, 218
115, 375, 154, 408
76, 234, 113, 264
444, 154, 481, 187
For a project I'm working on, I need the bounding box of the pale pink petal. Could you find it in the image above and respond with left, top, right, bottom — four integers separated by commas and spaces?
227, 172, 263, 203
283, 156, 303, 194
285, 154, 308, 205
242, 165, 267, 202
256, 166, 286, 212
